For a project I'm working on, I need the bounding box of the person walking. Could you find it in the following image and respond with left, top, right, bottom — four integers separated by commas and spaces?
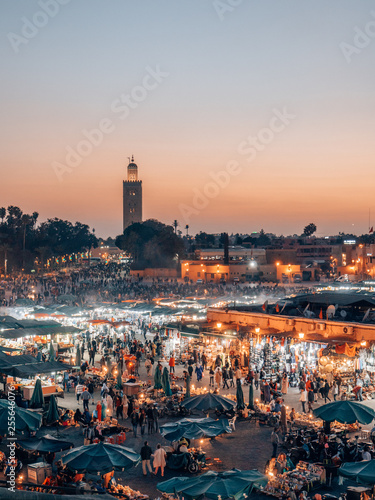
209, 367, 214, 387
131, 410, 139, 437
281, 373, 288, 394
222, 367, 229, 389
147, 406, 154, 434
169, 355, 175, 374
299, 388, 307, 413
75, 382, 84, 403
254, 369, 259, 390
323, 380, 331, 403
152, 444, 167, 477
140, 441, 153, 476
332, 381, 339, 401
81, 387, 91, 411
307, 388, 314, 413
215, 367, 222, 389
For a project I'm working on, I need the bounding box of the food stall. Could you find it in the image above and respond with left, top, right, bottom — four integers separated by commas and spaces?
262, 461, 326, 498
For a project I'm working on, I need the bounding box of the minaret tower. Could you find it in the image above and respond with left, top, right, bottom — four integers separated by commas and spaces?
123, 155, 143, 231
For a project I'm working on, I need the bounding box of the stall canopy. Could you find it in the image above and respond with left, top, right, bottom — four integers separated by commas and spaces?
61, 442, 141, 474
157, 469, 268, 500
17, 434, 74, 453
160, 418, 232, 442
0, 325, 81, 339
339, 460, 375, 484
1, 360, 68, 378
181, 393, 236, 412
0, 400, 42, 435
313, 401, 375, 424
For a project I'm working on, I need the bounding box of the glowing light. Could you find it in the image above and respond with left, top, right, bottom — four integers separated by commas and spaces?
298, 332, 305, 339
217, 323, 222, 329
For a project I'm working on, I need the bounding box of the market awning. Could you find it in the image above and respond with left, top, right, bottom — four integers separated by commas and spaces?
1, 360, 69, 377
0, 325, 81, 339
0, 353, 39, 370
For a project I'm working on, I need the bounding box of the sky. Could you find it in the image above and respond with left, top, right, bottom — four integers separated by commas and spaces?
1, 0, 375, 238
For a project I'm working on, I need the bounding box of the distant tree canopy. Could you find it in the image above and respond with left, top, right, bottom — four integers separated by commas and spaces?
0, 206, 97, 272
303, 223, 317, 237
194, 232, 216, 248
115, 219, 184, 269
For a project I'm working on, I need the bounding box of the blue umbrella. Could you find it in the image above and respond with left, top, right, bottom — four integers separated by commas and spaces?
314, 401, 375, 424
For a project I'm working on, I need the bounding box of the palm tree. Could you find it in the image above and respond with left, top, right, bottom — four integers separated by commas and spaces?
185, 224, 189, 236
173, 220, 178, 234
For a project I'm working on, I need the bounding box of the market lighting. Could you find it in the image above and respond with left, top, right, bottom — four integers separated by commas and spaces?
298, 332, 305, 339
255, 327, 260, 334
216, 322, 222, 329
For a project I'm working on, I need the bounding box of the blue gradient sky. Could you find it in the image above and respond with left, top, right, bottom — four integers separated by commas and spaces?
1, 0, 374, 237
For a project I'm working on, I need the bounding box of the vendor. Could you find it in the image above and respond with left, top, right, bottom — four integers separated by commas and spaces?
177, 438, 189, 453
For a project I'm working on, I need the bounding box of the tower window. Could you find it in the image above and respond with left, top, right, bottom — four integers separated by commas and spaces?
129, 208, 135, 214
129, 190, 136, 196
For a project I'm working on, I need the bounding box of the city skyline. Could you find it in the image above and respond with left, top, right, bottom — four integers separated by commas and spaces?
1, 1, 375, 237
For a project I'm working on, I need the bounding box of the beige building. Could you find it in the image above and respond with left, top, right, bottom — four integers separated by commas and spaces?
123, 156, 142, 232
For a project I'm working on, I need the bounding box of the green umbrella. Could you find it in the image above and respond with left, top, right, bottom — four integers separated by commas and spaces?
0, 400, 42, 435
248, 381, 254, 409
61, 442, 141, 474
157, 469, 268, 500
17, 434, 74, 453
154, 366, 162, 389
30, 378, 45, 409
339, 460, 375, 484
49, 342, 55, 361
313, 401, 375, 424
75, 346, 81, 367
185, 375, 191, 399
116, 373, 123, 390
236, 380, 245, 411
46, 395, 59, 425
162, 367, 172, 396
160, 418, 232, 442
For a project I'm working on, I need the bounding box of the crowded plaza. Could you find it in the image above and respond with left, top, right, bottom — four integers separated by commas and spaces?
0, 265, 375, 500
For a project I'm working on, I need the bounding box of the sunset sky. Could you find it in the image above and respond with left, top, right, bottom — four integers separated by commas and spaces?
1, 0, 375, 238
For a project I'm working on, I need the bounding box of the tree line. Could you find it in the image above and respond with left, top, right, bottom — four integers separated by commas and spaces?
0, 206, 97, 273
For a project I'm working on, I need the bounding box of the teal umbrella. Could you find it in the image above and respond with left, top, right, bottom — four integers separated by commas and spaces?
17, 434, 73, 453
339, 460, 375, 484
185, 375, 191, 399
157, 469, 268, 500
160, 418, 232, 442
61, 442, 141, 474
0, 400, 42, 435
46, 395, 59, 425
182, 393, 236, 412
248, 381, 254, 409
236, 380, 245, 410
313, 401, 375, 424
75, 346, 81, 367
49, 342, 55, 361
116, 373, 123, 390
30, 378, 45, 409
162, 367, 172, 396
154, 366, 162, 389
